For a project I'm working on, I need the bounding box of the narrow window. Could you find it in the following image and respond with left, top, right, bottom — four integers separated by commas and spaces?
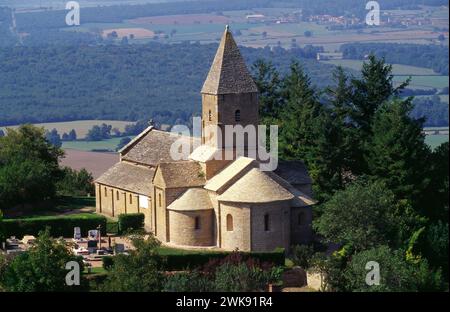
104, 187, 107, 197
194, 216, 201, 230
129, 194, 133, 205
264, 214, 270, 231
226, 214, 233, 231
158, 193, 162, 207
208, 110, 212, 121
235, 109, 241, 122
116, 191, 119, 200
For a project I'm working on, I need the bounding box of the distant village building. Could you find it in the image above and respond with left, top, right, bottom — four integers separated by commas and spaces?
95, 26, 316, 252
316, 52, 344, 61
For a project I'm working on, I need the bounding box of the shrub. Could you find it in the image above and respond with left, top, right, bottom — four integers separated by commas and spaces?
161, 248, 285, 271
102, 256, 114, 270
163, 272, 213, 292
3, 214, 107, 239
106, 220, 119, 235
291, 244, 315, 269
118, 213, 145, 234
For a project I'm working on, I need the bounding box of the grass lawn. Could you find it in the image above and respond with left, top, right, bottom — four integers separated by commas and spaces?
3, 196, 96, 219
62, 136, 135, 152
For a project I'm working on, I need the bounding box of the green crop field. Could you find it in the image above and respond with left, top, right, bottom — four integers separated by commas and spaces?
62, 136, 135, 152
322, 59, 439, 76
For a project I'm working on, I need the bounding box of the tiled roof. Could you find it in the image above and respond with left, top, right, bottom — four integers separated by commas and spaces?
274, 160, 312, 185
96, 162, 155, 196
157, 161, 206, 188
204, 157, 256, 193
167, 188, 213, 211
201, 26, 259, 95
121, 129, 200, 167
217, 167, 294, 203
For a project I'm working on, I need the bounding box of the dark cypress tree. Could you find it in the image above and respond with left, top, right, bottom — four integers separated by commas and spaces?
366, 98, 430, 205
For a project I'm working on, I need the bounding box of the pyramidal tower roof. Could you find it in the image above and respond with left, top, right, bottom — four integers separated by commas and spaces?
201, 25, 259, 95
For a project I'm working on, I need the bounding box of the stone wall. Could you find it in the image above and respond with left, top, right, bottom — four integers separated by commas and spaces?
250, 202, 291, 252
290, 206, 313, 245
168, 209, 214, 247
219, 202, 251, 251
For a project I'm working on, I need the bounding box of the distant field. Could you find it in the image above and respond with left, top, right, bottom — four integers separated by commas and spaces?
60, 149, 119, 179
322, 59, 439, 76
425, 134, 449, 149
393, 75, 449, 90
322, 59, 448, 91
0, 120, 133, 139
102, 28, 155, 39
62, 136, 135, 152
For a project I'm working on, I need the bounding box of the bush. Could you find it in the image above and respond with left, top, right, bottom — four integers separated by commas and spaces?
102, 256, 114, 270
106, 220, 119, 235
161, 248, 285, 271
118, 213, 145, 234
291, 244, 315, 269
163, 272, 213, 292
3, 214, 107, 239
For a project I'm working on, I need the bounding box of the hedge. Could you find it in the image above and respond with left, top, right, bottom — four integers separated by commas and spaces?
3, 214, 107, 239
118, 213, 145, 234
162, 248, 285, 271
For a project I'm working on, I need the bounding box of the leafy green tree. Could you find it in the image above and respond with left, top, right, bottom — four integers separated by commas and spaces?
0, 125, 64, 210
116, 137, 132, 151
345, 245, 444, 292
45, 128, 62, 148
366, 99, 430, 205
423, 142, 449, 222
314, 181, 401, 251
68, 129, 77, 141
56, 167, 94, 196
101, 234, 164, 292
0, 229, 84, 292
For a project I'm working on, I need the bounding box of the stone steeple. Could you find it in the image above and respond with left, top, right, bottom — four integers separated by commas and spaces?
201, 26, 258, 95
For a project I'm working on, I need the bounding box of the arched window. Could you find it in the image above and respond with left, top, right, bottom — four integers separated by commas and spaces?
208, 110, 212, 121
104, 187, 107, 197
129, 194, 133, 204
158, 193, 162, 207
235, 109, 241, 122
194, 216, 201, 230
264, 214, 270, 231
226, 214, 233, 231
116, 191, 120, 200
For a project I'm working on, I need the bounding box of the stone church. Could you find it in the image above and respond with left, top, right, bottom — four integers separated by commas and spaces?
95, 26, 315, 252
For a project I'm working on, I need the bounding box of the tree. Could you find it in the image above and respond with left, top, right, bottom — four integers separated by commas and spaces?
349, 55, 409, 174
314, 181, 401, 251
422, 142, 448, 222
56, 167, 94, 196
345, 245, 444, 292
366, 99, 430, 206
101, 234, 164, 292
304, 30, 312, 37
45, 128, 62, 148
0, 229, 85, 292
68, 129, 77, 141
116, 137, 132, 151
251, 60, 283, 122
0, 125, 64, 210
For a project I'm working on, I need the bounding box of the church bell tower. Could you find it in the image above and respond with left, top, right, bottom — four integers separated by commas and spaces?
201, 25, 259, 154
